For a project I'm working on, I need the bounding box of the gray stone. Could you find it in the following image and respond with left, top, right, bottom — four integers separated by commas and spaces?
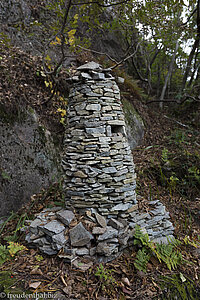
39, 220, 65, 237
108, 218, 124, 229
77, 61, 101, 71
95, 213, 107, 227
102, 167, 117, 174
151, 206, 166, 215
70, 222, 93, 247
111, 203, 132, 212
152, 235, 175, 244
76, 247, 89, 256
52, 231, 67, 246
92, 72, 105, 80
29, 218, 45, 234
56, 210, 75, 226
149, 200, 160, 205
39, 245, 57, 255
98, 226, 118, 241
81, 72, 92, 80
96, 242, 118, 256
90, 247, 96, 256
32, 236, 51, 246
92, 227, 106, 235
86, 104, 101, 111
86, 127, 105, 134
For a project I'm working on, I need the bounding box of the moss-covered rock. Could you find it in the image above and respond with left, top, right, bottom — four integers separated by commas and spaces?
122, 98, 144, 149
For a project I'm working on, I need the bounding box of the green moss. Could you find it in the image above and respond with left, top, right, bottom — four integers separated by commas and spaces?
122, 98, 144, 126
0, 271, 24, 294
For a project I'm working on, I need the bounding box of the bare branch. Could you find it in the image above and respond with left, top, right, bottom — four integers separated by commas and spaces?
109, 41, 143, 70
72, 0, 130, 7
42, 0, 73, 76
146, 94, 200, 105
182, 8, 197, 25
76, 45, 118, 64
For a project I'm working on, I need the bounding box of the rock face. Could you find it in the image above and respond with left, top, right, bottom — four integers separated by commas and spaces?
63, 62, 137, 216
0, 109, 60, 216
122, 99, 144, 150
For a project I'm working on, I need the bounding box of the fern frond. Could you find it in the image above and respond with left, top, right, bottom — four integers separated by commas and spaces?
134, 248, 151, 273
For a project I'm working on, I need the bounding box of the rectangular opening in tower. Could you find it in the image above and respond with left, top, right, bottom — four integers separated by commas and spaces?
111, 125, 125, 136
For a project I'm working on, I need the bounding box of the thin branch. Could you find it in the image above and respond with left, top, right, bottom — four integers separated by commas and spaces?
76, 45, 118, 64
146, 94, 200, 105
72, 0, 130, 7
42, 0, 72, 76
182, 8, 197, 25
109, 41, 143, 70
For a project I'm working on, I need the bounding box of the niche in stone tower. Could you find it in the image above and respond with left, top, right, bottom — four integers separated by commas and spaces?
62, 62, 137, 217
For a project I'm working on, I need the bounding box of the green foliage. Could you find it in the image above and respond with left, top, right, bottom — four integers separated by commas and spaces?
159, 274, 200, 300
0, 242, 27, 266
134, 248, 150, 272
95, 264, 117, 289
161, 148, 169, 163
133, 225, 183, 272
156, 242, 182, 271
3, 214, 28, 242
0, 170, 11, 181
0, 245, 9, 266
35, 255, 44, 262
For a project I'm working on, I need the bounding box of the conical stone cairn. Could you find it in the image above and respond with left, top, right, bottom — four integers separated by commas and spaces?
62, 61, 137, 217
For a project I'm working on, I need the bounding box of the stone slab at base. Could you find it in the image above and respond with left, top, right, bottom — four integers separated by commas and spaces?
24, 199, 174, 263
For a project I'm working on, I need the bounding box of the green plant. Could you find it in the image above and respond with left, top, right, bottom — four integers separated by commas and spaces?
159, 274, 200, 300
133, 225, 183, 272
0, 242, 27, 266
35, 255, 44, 262
156, 242, 182, 271
3, 214, 28, 242
134, 248, 150, 272
161, 148, 169, 163
95, 264, 117, 289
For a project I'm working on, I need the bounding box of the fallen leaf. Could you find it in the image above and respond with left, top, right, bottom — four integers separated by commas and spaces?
30, 268, 43, 275
72, 259, 93, 271
122, 286, 132, 295
122, 277, 131, 286
29, 281, 41, 289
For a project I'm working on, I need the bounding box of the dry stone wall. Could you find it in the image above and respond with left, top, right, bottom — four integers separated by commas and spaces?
63, 61, 137, 216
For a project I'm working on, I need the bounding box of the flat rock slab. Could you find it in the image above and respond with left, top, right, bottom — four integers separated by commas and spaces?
56, 210, 75, 226
98, 226, 118, 241
52, 231, 67, 246
92, 227, 106, 235
39, 245, 57, 255
70, 222, 93, 247
111, 203, 132, 212
39, 220, 65, 236
95, 213, 107, 228
108, 218, 124, 230
77, 61, 101, 71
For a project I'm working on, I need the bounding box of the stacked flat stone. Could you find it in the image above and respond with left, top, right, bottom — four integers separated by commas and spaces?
24, 199, 174, 263
62, 61, 136, 216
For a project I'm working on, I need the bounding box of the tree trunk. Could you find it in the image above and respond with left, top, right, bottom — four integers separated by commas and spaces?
181, 38, 200, 91
182, 0, 200, 90
159, 40, 179, 109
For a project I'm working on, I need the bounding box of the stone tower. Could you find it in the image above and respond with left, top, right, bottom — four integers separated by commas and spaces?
62, 62, 137, 217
